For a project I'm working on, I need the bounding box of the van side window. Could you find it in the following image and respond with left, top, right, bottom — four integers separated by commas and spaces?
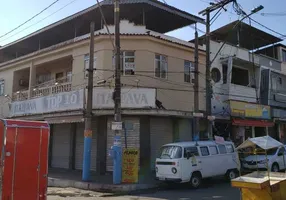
218, 145, 227, 154
184, 147, 199, 157
226, 144, 234, 153
200, 146, 209, 156
209, 146, 218, 155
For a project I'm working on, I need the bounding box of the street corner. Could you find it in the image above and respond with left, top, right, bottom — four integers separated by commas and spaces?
47, 187, 100, 198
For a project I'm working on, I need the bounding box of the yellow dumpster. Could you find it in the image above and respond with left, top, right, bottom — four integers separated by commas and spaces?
232, 171, 286, 200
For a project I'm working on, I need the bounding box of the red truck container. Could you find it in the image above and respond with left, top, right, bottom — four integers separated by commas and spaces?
0, 119, 50, 200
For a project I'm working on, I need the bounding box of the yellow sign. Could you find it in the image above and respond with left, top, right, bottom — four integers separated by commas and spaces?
229, 100, 270, 119
122, 148, 139, 183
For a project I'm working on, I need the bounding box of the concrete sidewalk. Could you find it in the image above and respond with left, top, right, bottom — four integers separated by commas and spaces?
48, 169, 159, 193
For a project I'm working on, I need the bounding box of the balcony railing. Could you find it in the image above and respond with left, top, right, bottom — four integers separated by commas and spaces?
12, 90, 29, 101
12, 75, 73, 101
32, 82, 72, 98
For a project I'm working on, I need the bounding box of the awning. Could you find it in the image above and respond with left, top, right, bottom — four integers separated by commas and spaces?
45, 116, 84, 124
232, 119, 274, 127
237, 136, 283, 150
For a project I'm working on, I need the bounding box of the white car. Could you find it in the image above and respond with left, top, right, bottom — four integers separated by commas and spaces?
242, 145, 286, 172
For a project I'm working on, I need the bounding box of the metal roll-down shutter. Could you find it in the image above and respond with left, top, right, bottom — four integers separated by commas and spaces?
150, 117, 173, 170
51, 124, 71, 169
75, 120, 97, 171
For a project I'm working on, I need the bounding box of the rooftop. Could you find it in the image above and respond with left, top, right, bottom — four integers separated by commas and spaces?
193, 20, 282, 50
0, 0, 204, 64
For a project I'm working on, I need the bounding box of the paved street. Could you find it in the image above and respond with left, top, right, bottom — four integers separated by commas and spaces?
48, 178, 240, 200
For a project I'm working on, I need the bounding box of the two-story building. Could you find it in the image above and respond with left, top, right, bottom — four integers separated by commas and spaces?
205, 20, 282, 146
0, 0, 206, 174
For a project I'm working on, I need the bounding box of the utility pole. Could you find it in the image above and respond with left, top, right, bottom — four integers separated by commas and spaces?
112, 0, 122, 185
82, 21, 95, 181
199, 0, 233, 140
193, 24, 200, 140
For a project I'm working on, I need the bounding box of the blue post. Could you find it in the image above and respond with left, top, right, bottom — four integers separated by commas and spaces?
112, 135, 122, 184
82, 130, 92, 181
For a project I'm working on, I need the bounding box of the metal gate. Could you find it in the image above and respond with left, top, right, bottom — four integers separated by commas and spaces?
150, 117, 173, 170
51, 124, 71, 169
74, 121, 97, 171
106, 117, 140, 171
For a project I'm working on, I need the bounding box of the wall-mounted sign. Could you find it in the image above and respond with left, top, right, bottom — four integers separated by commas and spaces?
273, 108, 286, 119
10, 89, 84, 117
92, 88, 156, 108
229, 100, 271, 119
122, 148, 139, 183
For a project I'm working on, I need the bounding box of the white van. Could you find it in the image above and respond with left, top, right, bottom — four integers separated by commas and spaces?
242, 145, 286, 172
155, 141, 240, 188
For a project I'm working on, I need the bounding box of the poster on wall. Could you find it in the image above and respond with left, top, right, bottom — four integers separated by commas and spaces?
122, 148, 139, 183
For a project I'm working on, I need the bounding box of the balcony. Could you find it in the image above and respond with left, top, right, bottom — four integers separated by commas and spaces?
12, 76, 72, 101
31, 77, 72, 98
228, 84, 258, 103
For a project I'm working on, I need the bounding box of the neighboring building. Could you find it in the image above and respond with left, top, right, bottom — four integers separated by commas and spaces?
0, 0, 206, 173
256, 43, 286, 144
202, 20, 283, 146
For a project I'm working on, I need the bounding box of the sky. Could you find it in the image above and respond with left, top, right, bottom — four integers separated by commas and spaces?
0, 0, 285, 46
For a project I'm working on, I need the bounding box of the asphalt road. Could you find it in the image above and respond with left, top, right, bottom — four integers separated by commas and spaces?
48, 178, 241, 200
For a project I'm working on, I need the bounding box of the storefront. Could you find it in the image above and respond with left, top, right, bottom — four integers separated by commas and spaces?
9, 87, 199, 172
229, 100, 274, 146
273, 108, 286, 144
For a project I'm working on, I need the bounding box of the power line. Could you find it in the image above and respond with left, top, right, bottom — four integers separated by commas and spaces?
0, 0, 60, 40
0, 0, 78, 43
95, 0, 115, 50
248, 17, 286, 39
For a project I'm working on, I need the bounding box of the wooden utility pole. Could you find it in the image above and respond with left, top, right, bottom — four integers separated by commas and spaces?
112, 0, 122, 185
82, 21, 95, 181
199, 0, 233, 140
193, 24, 200, 139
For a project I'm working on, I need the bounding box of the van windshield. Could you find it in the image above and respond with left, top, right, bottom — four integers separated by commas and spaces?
158, 146, 182, 159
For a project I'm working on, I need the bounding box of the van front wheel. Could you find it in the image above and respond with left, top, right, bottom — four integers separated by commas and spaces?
190, 173, 202, 188
226, 169, 238, 180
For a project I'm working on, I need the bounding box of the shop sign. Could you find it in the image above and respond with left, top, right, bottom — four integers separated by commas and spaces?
122, 148, 139, 183
273, 108, 286, 119
229, 100, 271, 119
10, 89, 84, 117
93, 88, 156, 108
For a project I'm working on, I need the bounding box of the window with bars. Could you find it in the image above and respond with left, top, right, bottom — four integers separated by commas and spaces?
84, 54, 97, 78
184, 60, 194, 83
155, 54, 168, 79
113, 51, 135, 75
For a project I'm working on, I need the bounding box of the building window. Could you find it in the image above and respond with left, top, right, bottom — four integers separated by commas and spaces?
282, 49, 286, 62
155, 54, 168, 79
36, 73, 51, 84
231, 67, 249, 86
113, 51, 135, 75
222, 64, 228, 84
184, 61, 194, 83
0, 80, 4, 96
84, 54, 96, 78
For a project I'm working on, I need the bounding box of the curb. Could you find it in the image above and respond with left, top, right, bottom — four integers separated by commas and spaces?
48, 177, 158, 193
